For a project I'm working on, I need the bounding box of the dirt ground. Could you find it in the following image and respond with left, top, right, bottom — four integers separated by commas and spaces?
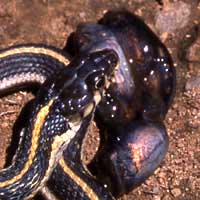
0, 0, 199, 200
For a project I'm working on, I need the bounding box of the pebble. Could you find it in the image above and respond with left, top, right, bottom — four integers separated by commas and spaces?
162, 194, 171, 200
153, 186, 159, 194
2, 122, 8, 128
155, 2, 191, 34
185, 76, 200, 90
134, 0, 145, 2
171, 188, 182, 197
79, 12, 86, 18
153, 195, 161, 200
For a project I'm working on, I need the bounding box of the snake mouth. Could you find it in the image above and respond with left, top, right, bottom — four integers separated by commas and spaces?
93, 90, 100, 104
102, 60, 119, 95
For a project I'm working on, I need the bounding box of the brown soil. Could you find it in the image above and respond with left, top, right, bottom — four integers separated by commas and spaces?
0, 0, 199, 200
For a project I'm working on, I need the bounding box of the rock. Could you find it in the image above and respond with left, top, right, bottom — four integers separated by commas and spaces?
186, 37, 200, 62
162, 194, 172, 200
185, 76, 200, 90
186, 36, 200, 72
155, 2, 191, 34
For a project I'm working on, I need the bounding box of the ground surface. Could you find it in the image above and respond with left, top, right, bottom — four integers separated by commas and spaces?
0, 0, 199, 200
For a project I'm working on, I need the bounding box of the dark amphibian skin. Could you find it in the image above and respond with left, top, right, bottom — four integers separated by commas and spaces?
67, 10, 176, 123
0, 48, 118, 200
65, 10, 176, 197
88, 121, 169, 197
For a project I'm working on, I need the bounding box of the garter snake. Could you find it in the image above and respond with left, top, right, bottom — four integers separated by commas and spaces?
0, 44, 118, 200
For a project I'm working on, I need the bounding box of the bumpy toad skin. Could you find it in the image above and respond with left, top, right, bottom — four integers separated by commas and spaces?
88, 121, 169, 197
67, 10, 176, 123
65, 10, 175, 197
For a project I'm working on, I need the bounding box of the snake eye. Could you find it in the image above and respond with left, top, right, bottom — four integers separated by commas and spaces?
95, 77, 105, 89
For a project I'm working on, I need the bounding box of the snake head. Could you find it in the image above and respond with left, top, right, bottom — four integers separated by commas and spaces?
43, 49, 119, 120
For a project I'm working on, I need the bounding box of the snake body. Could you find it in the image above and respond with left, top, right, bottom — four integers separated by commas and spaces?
0, 45, 118, 199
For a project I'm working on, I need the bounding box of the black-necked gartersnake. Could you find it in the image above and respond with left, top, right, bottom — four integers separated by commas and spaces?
0, 44, 118, 200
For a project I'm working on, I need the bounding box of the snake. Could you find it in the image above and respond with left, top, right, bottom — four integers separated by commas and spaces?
0, 44, 118, 199
0, 9, 176, 200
